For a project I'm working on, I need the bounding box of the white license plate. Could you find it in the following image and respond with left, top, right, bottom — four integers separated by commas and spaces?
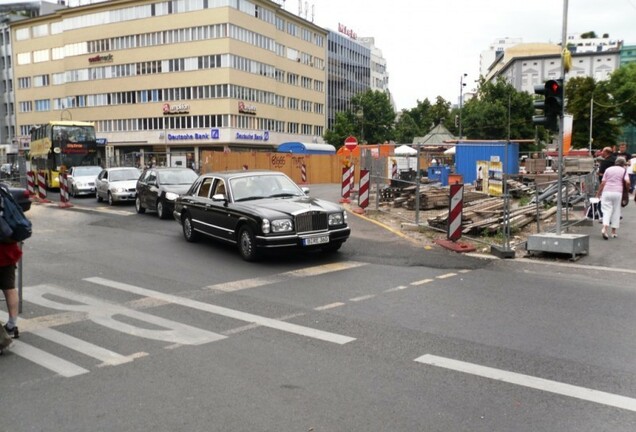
303, 235, 329, 246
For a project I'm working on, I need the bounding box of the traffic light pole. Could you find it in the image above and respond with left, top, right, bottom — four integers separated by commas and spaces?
555, 0, 568, 236
526, 0, 590, 259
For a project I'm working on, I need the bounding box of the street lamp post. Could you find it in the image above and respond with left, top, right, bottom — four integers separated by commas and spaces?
589, 95, 594, 154
356, 108, 364, 143
459, 73, 467, 139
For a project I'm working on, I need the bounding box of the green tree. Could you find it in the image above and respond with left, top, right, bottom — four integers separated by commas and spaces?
350, 90, 396, 144
564, 76, 620, 150
323, 111, 357, 148
461, 78, 535, 143
393, 112, 420, 144
608, 62, 636, 127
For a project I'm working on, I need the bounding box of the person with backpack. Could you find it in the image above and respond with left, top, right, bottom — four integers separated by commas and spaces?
0, 183, 31, 348
0, 239, 21, 342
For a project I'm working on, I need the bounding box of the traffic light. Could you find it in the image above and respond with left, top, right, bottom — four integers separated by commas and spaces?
532, 79, 563, 132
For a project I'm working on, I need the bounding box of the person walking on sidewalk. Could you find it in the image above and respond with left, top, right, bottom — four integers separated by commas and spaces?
0, 240, 22, 342
596, 156, 631, 240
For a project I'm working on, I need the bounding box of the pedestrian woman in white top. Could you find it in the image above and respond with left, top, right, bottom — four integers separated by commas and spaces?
596, 156, 630, 239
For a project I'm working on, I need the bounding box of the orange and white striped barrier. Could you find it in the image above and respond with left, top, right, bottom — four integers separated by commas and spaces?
26, 171, 35, 196
36, 171, 51, 203
340, 166, 353, 203
300, 163, 307, 184
58, 172, 73, 208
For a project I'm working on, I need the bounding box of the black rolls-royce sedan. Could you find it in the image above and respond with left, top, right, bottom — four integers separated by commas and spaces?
173, 170, 350, 261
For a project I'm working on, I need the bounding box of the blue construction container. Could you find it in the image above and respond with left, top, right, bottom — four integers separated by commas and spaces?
455, 142, 519, 185
427, 165, 450, 185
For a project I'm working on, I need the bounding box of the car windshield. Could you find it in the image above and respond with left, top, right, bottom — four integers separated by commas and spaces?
231, 174, 303, 202
158, 170, 198, 185
110, 169, 140, 181
74, 166, 102, 177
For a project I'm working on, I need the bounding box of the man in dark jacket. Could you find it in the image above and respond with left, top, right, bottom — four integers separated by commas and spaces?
598, 147, 616, 184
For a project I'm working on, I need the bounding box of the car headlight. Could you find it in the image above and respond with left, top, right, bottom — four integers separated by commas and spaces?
165, 192, 179, 201
262, 218, 293, 234
329, 212, 346, 226
112, 187, 126, 193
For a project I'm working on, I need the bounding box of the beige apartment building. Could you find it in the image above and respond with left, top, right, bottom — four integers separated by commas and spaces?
11, 0, 328, 168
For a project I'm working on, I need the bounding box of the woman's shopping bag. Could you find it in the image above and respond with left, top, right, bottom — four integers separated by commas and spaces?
586, 197, 603, 220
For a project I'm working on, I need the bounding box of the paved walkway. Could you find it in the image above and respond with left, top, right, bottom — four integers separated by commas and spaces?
309, 183, 636, 272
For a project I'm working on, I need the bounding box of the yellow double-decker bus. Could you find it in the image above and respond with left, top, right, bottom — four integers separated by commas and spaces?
29, 120, 99, 189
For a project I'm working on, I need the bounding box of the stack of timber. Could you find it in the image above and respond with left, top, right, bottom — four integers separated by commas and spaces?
390, 186, 489, 210
427, 199, 558, 235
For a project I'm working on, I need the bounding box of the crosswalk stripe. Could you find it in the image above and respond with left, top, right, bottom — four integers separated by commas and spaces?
85, 277, 356, 345
206, 261, 367, 292
415, 354, 636, 413
32, 327, 140, 366
9, 341, 89, 377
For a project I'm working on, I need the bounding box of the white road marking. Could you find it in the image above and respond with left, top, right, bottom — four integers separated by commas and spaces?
410, 279, 434, 286
349, 294, 376, 302
458, 269, 472, 274
85, 277, 356, 345
8, 341, 89, 377
385, 285, 409, 292
206, 261, 367, 292
415, 354, 636, 413
436, 273, 457, 279
32, 327, 140, 366
314, 302, 346, 311
24, 285, 225, 346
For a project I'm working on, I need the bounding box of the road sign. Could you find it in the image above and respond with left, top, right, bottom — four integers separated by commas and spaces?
344, 135, 358, 151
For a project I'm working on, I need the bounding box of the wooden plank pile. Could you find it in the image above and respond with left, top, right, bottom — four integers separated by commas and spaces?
387, 185, 489, 210
427, 199, 557, 235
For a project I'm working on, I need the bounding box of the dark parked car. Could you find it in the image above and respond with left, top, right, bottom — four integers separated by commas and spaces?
1, 182, 31, 213
173, 170, 350, 261
135, 167, 198, 219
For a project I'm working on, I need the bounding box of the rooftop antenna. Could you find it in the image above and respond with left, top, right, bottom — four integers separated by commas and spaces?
298, 0, 302, 16
311, 3, 315, 22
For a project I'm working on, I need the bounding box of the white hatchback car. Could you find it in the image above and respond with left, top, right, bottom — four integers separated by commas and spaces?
95, 167, 141, 205
67, 165, 102, 197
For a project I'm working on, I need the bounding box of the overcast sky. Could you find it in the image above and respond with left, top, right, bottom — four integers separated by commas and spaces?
4, 0, 636, 111
301, 0, 636, 110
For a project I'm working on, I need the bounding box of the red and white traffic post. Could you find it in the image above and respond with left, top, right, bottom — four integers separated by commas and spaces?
354, 169, 370, 214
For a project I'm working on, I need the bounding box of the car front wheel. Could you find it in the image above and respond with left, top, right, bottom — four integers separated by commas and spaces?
135, 197, 145, 214
157, 200, 168, 219
238, 226, 260, 261
108, 192, 114, 206
182, 213, 199, 242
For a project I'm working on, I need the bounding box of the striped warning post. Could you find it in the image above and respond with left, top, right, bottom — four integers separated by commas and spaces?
26, 171, 35, 196
447, 183, 464, 241
339, 166, 351, 203
36, 171, 51, 203
58, 172, 73, 208
301, 163, 307, 183
348, 164, 355, 194
392, 161, 398, 179
358, 169, 370, 210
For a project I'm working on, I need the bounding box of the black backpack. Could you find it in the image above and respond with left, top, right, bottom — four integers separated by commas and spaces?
0, 185, 32, 242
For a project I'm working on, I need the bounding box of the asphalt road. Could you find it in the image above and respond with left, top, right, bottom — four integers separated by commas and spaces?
1, 188, 635, 431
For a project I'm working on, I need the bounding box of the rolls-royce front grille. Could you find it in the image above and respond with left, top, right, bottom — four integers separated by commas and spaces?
295, 211, 328, 233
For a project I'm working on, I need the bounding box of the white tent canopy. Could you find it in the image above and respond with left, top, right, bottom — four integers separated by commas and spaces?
444, 146, 456, 155
394, 144, 417, 155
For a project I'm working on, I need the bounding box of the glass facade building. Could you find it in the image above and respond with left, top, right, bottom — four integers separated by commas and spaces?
326, 30, 370, 131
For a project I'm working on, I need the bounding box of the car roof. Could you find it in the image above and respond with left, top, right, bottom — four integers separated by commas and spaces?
200, 170, 284, 180
106, 166, 139, 171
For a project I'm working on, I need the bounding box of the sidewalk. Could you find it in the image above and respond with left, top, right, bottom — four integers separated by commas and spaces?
566, 194, 636, 269
309, 183, 636, 271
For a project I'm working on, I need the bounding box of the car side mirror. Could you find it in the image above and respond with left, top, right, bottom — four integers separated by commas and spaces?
302, 187, 310, 195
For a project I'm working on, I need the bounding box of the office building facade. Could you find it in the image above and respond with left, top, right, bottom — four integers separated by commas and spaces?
11, 0, 328, 167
